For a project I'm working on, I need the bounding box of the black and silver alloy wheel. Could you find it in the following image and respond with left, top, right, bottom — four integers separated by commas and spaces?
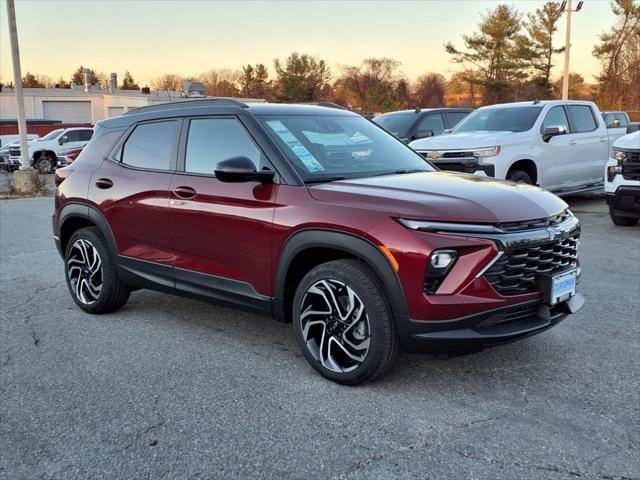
293, 259, 399, 385
67, 239, 103, 304
300, 279, 371, 373
64, 227, 130, 314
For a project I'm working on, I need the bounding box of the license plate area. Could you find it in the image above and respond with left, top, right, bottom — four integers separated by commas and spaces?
539, 268, 577, 305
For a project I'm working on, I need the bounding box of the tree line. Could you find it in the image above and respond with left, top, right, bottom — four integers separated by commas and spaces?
10, 0, 639, 114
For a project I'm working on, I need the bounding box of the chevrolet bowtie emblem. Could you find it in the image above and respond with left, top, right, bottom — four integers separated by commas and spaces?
428, 151, 442, 160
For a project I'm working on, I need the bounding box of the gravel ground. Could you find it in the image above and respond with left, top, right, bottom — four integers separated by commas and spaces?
0, 195, 638, 480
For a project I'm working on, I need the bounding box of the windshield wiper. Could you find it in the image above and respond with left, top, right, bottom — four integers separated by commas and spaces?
369, 169, 429, 177
304, 175, 346, 184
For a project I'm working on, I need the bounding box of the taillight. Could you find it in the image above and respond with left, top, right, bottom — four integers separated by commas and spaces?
67, 150, 81, 162
55, 166, 72, 186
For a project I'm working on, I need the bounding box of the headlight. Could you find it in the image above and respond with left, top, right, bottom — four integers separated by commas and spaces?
610, 150, 627, 161
473, 146, 501, 158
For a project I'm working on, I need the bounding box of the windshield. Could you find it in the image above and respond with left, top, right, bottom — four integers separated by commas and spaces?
39, 129, 64, 141
453, 106, 543, 133
259, 114, 433, 182
372, 112, 419, 139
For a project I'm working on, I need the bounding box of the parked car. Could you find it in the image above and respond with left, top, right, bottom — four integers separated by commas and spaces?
410, 100, 611, 195
53, 99, 584, 385
373, 108, 472, 143
605, 131, 640, 226
8, 127, 93, 173
601, 111, 636, 143
56, 146, 84, 167
0, 135, 39, 171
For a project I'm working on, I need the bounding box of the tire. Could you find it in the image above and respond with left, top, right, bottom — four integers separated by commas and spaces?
609, 209, 639, 227
34, 154, 54, 174
292, 259, 400, 385
507, 170, 533, 184
64, 227, 130, 314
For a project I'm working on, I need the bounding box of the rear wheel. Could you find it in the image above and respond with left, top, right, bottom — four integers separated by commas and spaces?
292, 259, 399, 385
609, 209, 639, 226
507, 170, 533, 184
65, 227, 130, 314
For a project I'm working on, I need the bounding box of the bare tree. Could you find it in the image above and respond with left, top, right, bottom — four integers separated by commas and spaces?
414, 73, 446, 107
337, 58, 402, 113
198, 69, 241, 97
150, 74, 185, 93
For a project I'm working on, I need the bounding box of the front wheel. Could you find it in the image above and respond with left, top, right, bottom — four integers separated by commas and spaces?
65, 227, 130, 313
507, 170, 533, 184
292, 259, 399, 385
34, 153, 54, 174
609, 209, 639, 227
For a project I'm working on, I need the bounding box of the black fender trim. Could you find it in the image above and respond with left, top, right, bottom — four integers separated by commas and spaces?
273, 229, 409, 325
57, 203, 119, 259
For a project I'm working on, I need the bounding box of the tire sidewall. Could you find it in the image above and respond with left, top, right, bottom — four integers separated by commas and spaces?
292, 261, 392, 384
507, 170, 533, 184
64, 228, 114, 313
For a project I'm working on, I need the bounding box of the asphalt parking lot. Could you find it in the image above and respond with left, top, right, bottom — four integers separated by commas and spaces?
0, 195, 638, 480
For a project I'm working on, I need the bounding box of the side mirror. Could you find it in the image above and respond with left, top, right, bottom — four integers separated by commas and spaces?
443, 129, 453, 134
414, 130, 434, 140
610, 118, 621, 128
58, 135, 69, 145
543, 126, 567, 142
626, 123, 640, 134
214, 156, 274, 183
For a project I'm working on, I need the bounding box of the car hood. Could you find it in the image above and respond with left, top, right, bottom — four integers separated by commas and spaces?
410, 131, 521, 150
308, 172, 567, 224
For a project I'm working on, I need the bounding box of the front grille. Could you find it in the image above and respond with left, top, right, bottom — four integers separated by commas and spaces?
442, 151, 473, 159
433, 161, 476, 173
8, 147, 20, 156
622, 151, 640, 181
484, 232, 580, 295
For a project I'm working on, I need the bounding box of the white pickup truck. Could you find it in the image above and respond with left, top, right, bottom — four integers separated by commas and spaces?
7, 127, 93, 173
410, 100, 615, 195
605, 131, 640, 226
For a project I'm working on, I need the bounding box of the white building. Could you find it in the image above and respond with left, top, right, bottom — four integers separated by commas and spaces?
0, 75, 262, 124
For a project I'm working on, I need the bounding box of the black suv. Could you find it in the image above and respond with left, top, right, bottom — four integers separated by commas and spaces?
373, 108, 473, 143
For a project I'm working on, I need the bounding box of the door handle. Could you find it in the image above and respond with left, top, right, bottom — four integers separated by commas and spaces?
569, 140, 577, 145
95, 178, 113, 189
599, 137, 607, 142
173, 186, 197, 199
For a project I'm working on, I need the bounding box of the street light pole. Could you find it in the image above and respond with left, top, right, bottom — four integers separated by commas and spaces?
561, 0, 583, 100
5, 0, 32, 172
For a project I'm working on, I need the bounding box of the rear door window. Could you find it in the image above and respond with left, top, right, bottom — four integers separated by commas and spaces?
445, 111, 471, 128
121, 120, 178, 170
78, 130, 93, 141
568, 105, 598, 133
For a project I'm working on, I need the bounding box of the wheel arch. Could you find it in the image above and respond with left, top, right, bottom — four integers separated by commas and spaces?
507, 159, 538, 184
273, 229, 409, 325
58, 203, 118, 258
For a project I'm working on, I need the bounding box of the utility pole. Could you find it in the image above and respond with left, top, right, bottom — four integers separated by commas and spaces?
6, 0, 38, 192
561, 0, 584, 100
6, 0, 30, 170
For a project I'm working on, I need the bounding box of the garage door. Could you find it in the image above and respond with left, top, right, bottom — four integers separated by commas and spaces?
42, 101, 92, 123
107, 107, 125, 118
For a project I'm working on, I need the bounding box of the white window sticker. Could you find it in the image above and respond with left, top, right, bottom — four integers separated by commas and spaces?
265, 120, 325, 173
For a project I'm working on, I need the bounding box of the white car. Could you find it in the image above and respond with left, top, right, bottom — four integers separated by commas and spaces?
410, 100, 612, 195
605, 131, 640, 226
7, 127, 93, 173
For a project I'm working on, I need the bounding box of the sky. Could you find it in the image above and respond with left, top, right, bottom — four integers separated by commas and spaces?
0, 0, 619, 86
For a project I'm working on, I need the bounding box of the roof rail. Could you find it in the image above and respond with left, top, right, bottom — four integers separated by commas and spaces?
300, 101, 346, 110
123, 97, 249, 116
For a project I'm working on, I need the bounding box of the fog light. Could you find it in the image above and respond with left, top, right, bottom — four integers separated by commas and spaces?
431, 250, 456, 269
425, 249, 458, 295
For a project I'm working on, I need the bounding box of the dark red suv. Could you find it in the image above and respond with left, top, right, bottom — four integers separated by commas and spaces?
53, 99, 584, 384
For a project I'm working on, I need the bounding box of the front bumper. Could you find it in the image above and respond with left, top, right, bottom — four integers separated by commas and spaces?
400, 294, 584, 352
606, 186, 640, 218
